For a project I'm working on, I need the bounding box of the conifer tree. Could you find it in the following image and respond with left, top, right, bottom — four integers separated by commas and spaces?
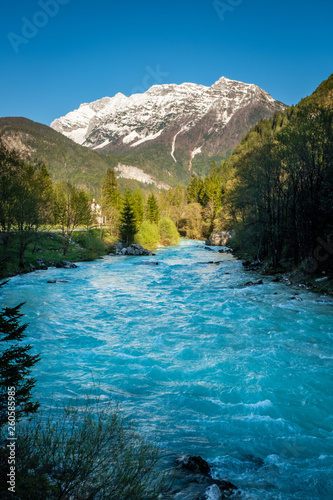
147, 194, 160, 224
102, 168, 122, 210
118, 191, 137, 246
0, 282, 40, 428
132, 188, 145, 226
102, 168, 122, 235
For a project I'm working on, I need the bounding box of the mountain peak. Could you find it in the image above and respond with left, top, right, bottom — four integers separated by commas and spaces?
51, 76, 286, 173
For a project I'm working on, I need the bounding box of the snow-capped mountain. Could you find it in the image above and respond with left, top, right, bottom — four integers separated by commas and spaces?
51, 77, 286, 179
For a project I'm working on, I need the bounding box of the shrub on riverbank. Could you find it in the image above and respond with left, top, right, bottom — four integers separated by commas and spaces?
158, 217, 180, 246
134, 217, 180, 250
6, 397, 168, 500
0, 231, 109, 280
135, 221, 160, 250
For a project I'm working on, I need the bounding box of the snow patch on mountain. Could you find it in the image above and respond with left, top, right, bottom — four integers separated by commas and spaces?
130, 129, 163, 147
93, 139, 111, 150
189, 146, 202, 172
123, 131, 141, 145
115, 164, 170, 190
191, 147, 202, 159
50, 76, 286, 163
171, 127, 187, 162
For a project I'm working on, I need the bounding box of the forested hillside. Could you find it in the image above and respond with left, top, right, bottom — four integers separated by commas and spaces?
162, 73, 333, 274
222, 73, 333, 270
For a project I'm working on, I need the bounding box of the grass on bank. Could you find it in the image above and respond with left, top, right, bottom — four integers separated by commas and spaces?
0, 220, 181, 280
0, 230, 117, 280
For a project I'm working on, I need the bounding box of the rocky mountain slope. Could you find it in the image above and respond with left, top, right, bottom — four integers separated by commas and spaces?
51, 77, 286, 181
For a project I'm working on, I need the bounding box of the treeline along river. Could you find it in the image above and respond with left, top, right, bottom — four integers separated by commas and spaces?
2, 240, 333, 499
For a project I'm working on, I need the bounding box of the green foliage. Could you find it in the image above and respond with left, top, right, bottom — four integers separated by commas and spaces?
179, 203, 203, 239
132, 187, 145, 225
102, 168, 122, 211
225, 86, 333, 269
0, 231, 109, 280
0, 117, 118, 194
54, 182, 92, 255
158, 217, 180, 246
135, 220, 160, 250
0, 140, 55, 266
118, 191, 137, 246
0, 397, 168, 499
101, 168, 122, 236
0, 282, 40, 428
156, 186, 187, 229
187, 175, 203, 203
147, 193, 160, 224
71, 230, 106, 258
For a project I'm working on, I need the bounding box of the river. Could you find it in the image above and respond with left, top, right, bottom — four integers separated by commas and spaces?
2, 240, 333, 499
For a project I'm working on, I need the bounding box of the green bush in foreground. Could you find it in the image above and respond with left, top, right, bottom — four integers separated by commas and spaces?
135, 221, 160, 250
158, 218, 180, 246
2, 397, 168, 499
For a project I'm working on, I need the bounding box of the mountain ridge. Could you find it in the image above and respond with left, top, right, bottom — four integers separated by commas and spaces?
51, 76, 286, 178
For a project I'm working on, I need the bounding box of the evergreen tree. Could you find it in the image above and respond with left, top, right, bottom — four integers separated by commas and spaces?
0, 282, 40, 428
101, 168, 122, 235
132, 188, 145, 225
187, 174, 203, 203
102, 168, 122, 211
119, 191, 137, 246
147, 194, 160, 224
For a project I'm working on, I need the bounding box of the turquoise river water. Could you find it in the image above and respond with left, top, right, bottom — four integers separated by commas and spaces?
2, 240, 333, 499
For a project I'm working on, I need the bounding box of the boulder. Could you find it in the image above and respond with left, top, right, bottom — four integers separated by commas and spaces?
55, 261, 77, 269
206, 231, 234, 247
243, 259, 262, 271
197, 484, 222, 500
243, 280, 263, 287
171, 455, 237, 500
182, 456, 211, 475
138, 261, 159, 266
47, 279, 69, 284
114, 242, 124, 255
123, 244, 153, 256
36, 258, 47, 269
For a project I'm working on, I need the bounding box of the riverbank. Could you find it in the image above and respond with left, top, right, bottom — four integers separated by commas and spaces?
0, 230, 115, 280
203, 237, 333, 296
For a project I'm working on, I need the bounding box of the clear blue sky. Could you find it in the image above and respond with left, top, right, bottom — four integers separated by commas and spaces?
0, 0, 332, 125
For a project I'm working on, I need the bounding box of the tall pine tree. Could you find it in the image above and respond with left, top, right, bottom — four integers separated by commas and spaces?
102, 168, 122, 210
102, 168, 122, 235
147, 194, 160, 224
0, 282, 40, 428
118, 191, 137, 246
